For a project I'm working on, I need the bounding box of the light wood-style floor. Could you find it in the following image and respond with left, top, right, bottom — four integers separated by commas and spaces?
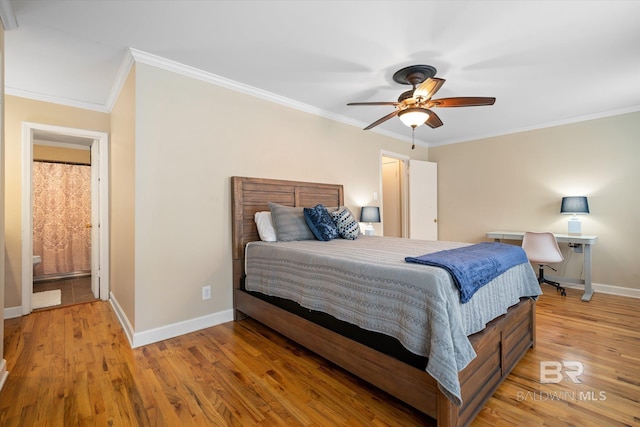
1, 288, 639, 426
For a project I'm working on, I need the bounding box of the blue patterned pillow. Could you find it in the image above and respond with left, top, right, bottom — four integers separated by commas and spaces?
331, 207, 360, 240
304, 204, 339, 241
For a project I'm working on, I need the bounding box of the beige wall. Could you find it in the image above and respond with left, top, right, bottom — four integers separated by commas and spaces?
3, 96, 110, 307
129, 63, 427, 332
9, 57, 635, 340
429, 111, 640, 291
2, 61, 426, 334
109, 66, 137, 327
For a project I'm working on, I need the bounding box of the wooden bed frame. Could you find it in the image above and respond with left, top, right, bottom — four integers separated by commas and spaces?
231, 176, 536, 427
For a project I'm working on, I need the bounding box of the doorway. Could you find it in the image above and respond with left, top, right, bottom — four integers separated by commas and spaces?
381, 155, 406, 237
21, 123, 110, 314
381, 152, 409, 238
380, 151, 438, 241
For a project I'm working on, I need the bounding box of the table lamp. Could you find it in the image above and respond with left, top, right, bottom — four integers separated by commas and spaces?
560, 196, 589, 234
360, 206, 380, 236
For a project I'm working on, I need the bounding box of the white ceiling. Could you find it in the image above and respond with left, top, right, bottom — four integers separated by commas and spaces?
3, 1, 640, 147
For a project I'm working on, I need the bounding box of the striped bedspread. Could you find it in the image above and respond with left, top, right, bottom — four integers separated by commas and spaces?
244, 236, 541, 406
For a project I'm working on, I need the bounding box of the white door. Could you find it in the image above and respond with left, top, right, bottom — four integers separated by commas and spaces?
408, 160, 438, 240
90, 141, 100, 298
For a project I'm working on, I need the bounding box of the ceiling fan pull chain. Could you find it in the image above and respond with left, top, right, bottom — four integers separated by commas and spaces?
411, 126, 416, 150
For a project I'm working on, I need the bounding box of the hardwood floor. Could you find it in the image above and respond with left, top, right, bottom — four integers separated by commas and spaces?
1, 288, 638, 426
475, 288, 640, 426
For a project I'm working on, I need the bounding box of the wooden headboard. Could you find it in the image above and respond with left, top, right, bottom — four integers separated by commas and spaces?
231, 176, 344, 291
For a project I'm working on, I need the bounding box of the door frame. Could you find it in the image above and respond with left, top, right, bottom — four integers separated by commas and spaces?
21, 122, 110, 314
380, 150, 410, 238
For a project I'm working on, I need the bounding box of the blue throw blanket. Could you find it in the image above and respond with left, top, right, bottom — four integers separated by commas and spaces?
405, 242, 529, 303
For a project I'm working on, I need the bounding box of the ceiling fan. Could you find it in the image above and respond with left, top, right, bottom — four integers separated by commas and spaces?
347, 65, 496, 148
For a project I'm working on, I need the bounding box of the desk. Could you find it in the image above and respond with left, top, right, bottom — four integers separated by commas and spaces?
486, 231, 598, 302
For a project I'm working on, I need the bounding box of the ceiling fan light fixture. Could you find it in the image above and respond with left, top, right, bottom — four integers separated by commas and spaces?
348, 65, 495, 132
398, 107, 430, 128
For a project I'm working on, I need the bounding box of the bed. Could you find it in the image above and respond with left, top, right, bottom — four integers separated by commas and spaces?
231, 176, 540, 427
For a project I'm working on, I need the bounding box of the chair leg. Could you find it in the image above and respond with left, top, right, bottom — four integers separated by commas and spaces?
538, 265, 566, 296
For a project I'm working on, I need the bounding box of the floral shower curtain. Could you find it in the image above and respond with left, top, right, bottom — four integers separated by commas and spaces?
33, 162, 92, 277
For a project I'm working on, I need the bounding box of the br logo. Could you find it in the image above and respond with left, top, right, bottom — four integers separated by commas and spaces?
540, 361, 584, 383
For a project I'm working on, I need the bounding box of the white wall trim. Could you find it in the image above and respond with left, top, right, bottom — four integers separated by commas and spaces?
20, 123, 33, 315
21, 122, 110, 315
380, 149, 410, 161
104, 48, 136, 113
5, 47, 412, 141
126, 49, 639, 149
131, 309, 234, 349
561, 282, 640, 299
3, 306, 22, 319
127, 48, 413, 144
109, 292, 233, 348
129, 48, 332, 117
109, 293, 135, 346
0, 359, 8, 394
5, 46, 639, 149
4, 86, 109, 113
427, 105, 640, 148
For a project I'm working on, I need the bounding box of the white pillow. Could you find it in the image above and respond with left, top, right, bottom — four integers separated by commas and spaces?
254, 211, 277, 242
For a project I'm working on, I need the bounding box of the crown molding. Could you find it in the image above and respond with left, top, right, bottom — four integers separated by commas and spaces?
5, 44, 415, 146
104, 48, 136, 112
127, 48, 415, 145
427, 105, 640, 148
15, 45, 635, 150
4, 86, 110, 113
0, 0, 18, 30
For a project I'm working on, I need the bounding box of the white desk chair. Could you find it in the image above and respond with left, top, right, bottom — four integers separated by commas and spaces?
522, 231, 566, 296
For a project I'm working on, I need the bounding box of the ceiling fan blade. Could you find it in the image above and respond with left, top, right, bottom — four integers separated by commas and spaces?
413, 78, 445, 101
363, 110, 400, 130
425, 110, 443, 128
428, 97, 496, 107
347, 101, 399, 106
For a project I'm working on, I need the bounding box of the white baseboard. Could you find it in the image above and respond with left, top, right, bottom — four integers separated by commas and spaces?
562, 282, 640, 299
108, 292, 135, 346
0, 359, 8, 394
3, 306, 23, 319
109, 292, 234, 348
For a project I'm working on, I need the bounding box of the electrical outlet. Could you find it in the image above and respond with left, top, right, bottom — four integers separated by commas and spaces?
202, 285, 211, 300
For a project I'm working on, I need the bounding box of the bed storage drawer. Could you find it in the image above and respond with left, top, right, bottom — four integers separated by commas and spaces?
502, 298, 535, 375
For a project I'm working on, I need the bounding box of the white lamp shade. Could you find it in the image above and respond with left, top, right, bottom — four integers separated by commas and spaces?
398, 108, 430, 128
